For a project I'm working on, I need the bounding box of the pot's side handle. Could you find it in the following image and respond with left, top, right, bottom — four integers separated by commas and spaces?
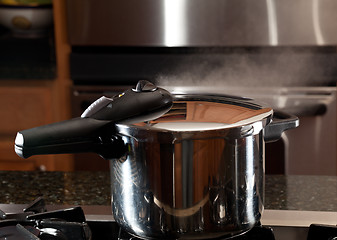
264, 110, 299, 143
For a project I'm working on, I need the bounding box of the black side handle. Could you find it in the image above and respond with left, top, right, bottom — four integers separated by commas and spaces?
14, 117, 126, 159
264, 110, 299, 143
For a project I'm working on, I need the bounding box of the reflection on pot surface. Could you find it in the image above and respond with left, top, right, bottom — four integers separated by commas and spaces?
110, 134, 264, 239
109, 97, 270, 239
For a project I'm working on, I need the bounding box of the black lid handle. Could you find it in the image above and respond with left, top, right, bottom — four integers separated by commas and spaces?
15, 81, 173, 159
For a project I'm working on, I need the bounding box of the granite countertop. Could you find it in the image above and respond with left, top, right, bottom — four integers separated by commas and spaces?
0, 171, 336, 212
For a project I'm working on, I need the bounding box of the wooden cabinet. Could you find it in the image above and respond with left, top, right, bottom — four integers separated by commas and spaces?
0, 82, 73, 171
0, 86, 53, 136
0, 140, 54, 171
0, 85, 55, 171
0, 0, 73, 171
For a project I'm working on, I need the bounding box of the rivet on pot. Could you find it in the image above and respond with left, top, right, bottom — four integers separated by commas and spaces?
240, 126, 254, 137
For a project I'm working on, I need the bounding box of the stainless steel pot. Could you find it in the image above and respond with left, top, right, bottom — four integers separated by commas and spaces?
109, 94, 297, 239
14, 82, 298, 239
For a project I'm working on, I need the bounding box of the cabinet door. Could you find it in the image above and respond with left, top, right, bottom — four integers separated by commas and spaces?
0, 86, 55, 171
0, 86, 53, 135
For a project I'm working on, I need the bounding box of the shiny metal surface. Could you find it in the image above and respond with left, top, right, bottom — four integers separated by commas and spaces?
109, 133, 265, 239
107, 96, 271, 239
67, 0, 337, 46
164, 86, 337, 175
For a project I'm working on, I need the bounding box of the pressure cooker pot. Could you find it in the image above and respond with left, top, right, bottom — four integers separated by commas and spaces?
14, 81, 298, 239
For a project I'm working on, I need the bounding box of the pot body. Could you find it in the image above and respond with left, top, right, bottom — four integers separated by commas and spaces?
109, 120, 266, 239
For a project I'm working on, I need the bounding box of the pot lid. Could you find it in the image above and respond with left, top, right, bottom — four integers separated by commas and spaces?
139, 94, 273, 131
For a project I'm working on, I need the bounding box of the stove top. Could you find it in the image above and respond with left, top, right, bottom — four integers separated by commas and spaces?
0, 198, 336, 240
87, 221, 276, 240
0, 197, 91, 240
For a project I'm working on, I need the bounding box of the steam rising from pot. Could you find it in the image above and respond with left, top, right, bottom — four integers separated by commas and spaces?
156, 48, 337, 88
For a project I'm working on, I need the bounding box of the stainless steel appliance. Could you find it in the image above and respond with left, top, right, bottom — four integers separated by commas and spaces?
66, 0, 337, 175
67, 0, 337, 47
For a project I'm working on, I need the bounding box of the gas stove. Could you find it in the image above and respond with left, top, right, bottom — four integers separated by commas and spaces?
0, 198, 336, 240
0, 197, 91, 240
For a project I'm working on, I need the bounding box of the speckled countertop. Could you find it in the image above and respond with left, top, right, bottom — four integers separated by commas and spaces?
0, 171, 336, 212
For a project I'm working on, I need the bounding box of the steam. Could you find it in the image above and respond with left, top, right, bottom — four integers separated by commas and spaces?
156, 48, 335, 89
